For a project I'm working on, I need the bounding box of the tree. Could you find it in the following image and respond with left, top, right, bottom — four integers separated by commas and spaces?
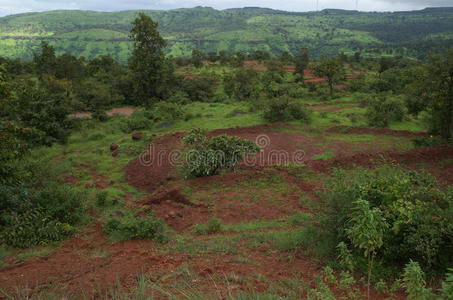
295, 48, 309, 82
378, 57, 394, 78
33, 41, 57, 76
55, 53, 84, 81
346, 200, 388, 300
410, 51, 453, 141
224, 69, 261, 100
191, 49, 205, 68
313, 56, 345, 96
129, 12, 168, 106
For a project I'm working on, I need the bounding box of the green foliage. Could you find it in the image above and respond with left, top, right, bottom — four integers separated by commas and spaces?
401, 261, 434, 300
2, 81, 73, 146
182, 128, 260, 178
129, 13, 169, 105
365, 95, 406, 128
441, 268, 453, 299
0, 183, 85, 248
313, 56, 345, 96
120, 114, 153, 133
224, 69, 261, 101
193, 218, 223, 235
153, 101, 185, 121
346, 199, 388, 299
263, 98, 312, 123
408, 51, 453, 140
191, 49, 205, 68
92, 110, 110, 122
2, 8, 452, 61
412, 136, 444, 148
33, 41, 56, 76
319, 166, 453, 273
1, 208, 77, 248
337, 242, 355, 272
103, 210, 168, 242
182, 73, 218, 102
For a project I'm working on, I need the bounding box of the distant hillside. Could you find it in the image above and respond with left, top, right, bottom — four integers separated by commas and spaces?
0, 6, 452, 62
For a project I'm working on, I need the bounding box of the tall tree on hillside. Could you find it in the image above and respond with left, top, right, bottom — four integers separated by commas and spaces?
295, 48, 309, 82
409, 51, 453, 141
33, 41, 57, 76
129, 12, 168, 106
191, 49, 205, 68
313, 56, 345, 96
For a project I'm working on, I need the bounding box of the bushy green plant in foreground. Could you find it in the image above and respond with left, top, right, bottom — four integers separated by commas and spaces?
0, 183, 86, 248
319, 165, 453, 275
182, 128, 261, 178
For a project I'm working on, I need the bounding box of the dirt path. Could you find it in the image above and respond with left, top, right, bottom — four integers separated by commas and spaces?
70, 107, 138, 119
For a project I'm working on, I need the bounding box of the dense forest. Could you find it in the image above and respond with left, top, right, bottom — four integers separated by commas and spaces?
0, 7, 453, 61
0, 10, 452, 300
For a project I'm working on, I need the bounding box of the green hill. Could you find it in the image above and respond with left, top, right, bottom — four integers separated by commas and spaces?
0, 6, 452, 62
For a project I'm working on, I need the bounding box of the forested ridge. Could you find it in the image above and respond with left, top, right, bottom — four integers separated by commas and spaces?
0, 6, 452, 61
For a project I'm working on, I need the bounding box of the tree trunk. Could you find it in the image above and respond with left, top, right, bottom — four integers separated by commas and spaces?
367, 254, 374, 300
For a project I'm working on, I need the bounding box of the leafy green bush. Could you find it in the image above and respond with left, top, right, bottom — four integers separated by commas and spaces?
153, 101, 185, 121
92, 110, 110, 122
263, 98, 312, 123
365, 95, 406, 127
167, 90, 190, 104
194, 218, 223, 235
182, 128, 261, 178
319, 166, 453, 273
182, 73, 218, 102
1, 208, 76, 248
103, 211, 168, 242
401, 260, 434, 299
120, 114, 153, 133
0, 183, 85, 248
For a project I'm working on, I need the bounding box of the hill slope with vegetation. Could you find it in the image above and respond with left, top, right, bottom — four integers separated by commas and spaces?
0, 6, 453, 61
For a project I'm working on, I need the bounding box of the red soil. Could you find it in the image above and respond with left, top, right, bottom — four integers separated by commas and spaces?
2, 123, 447, 298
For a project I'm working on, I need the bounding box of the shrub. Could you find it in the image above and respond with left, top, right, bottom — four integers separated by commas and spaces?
182, 73, 218, 102
1, 208, 76, 248
92, 110, 109, 122
223, 69, 261, 100
167, 90, 190, 104
319, 166, 453, 273
120, 115, 153, 133
365, 95, 406, 127
263, 98, 312, 123
193, 218, 223, 235
0, 183, 85, 248
153, 101, 185, 121
103, 211, 168, 242
182, 128, 261, 178
401, 261, 434, 299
